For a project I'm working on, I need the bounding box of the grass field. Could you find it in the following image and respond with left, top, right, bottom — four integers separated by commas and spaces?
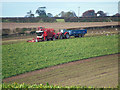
2, 35, 118, 79
56, 19, 65, 22
3, 54, 118, 88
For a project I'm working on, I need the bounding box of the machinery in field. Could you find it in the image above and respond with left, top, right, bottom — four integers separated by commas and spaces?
27, 27, 87, 42
36, 27, 56, 42
27, 27, 56, 42
57, 29, 87, 39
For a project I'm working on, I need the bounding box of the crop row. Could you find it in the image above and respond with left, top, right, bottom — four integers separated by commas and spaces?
2, 35, 118, 78
2, 83, 119, 89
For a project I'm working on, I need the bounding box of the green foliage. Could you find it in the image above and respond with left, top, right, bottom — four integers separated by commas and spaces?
56, 19, 65, 22
15, 28, 33, 34
2, 83, 119, 89
2, 19, 11, 22
22, 28, 30, 31
2, 35, 118, 78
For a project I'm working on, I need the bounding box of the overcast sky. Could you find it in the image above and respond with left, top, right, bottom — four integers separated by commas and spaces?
1, 0, 120, 2
0, 0, 119, 17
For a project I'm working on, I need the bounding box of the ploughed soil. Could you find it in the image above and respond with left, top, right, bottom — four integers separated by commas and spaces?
2, 22, 118, 31
3, 54, 119, 88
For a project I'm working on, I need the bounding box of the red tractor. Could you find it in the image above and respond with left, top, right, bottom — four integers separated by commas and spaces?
55, 29, 70, 39
27, 27, 56, 42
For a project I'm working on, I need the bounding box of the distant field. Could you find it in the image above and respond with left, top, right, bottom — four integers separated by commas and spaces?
56, 19, 65, 22
2, 22, 118, 32
2, 35, 118, 79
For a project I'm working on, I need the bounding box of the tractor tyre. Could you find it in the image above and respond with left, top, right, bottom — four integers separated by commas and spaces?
82, 34, 84, 37
79, 34, 82, 38
60, 35, 63, 39
65, 33, 70, 39
74, 36, 77, 38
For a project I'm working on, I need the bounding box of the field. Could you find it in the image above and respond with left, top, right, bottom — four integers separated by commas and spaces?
56, 19, 65, 22
2, 26, 119, 45
2, 35, 118, 79
2, 22, 118, 32
3, 54, 118, 88
2, 22, 119, 46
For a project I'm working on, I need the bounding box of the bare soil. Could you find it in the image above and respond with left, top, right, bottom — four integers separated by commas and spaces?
2, 22, 118, 31
3, 54, 119, 88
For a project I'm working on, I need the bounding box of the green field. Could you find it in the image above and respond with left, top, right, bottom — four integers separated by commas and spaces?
3, 54, 118, 88
56, 19, 65, 22
2, 35, 118, 79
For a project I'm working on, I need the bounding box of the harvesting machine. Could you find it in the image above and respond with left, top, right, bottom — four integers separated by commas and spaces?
27, 27, 87, 42
27, 27, 56, 42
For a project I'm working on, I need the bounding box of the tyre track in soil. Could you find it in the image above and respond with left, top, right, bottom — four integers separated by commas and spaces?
3, 54, 119, 87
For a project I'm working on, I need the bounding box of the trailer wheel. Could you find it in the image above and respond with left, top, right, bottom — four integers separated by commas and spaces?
79, 34, 82, 38
81, 34, 84, 37
65, 33, 70, 39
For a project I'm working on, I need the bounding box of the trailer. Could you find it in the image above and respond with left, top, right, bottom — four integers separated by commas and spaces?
57, 29, 87, 39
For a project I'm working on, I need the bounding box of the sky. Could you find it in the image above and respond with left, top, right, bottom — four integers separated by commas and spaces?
0, 0, 120, 17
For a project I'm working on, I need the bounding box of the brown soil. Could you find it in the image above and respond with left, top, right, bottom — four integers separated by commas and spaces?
2, 22, 118, 31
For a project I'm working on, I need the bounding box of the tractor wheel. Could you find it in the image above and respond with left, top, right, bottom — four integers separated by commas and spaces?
60, 35, 63, 39
82, 34, 84, 37
79, 34, 82, 38
80, 34, 84, 37
74, 36, 77, 38
65, 33, 70, 39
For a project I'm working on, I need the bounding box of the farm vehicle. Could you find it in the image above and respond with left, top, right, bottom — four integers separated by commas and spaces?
27, 27, 56, 42
27, 27, 87, 42
58, 29, 87, 38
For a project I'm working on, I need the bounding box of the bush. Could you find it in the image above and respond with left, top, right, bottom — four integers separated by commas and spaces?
2, 29, 11, 36
30, 31, 36, 34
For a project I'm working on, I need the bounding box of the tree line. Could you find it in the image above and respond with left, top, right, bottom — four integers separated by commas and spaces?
2, 6, 120, 23
25, 7, 78, 18
25, 6, 120, 18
